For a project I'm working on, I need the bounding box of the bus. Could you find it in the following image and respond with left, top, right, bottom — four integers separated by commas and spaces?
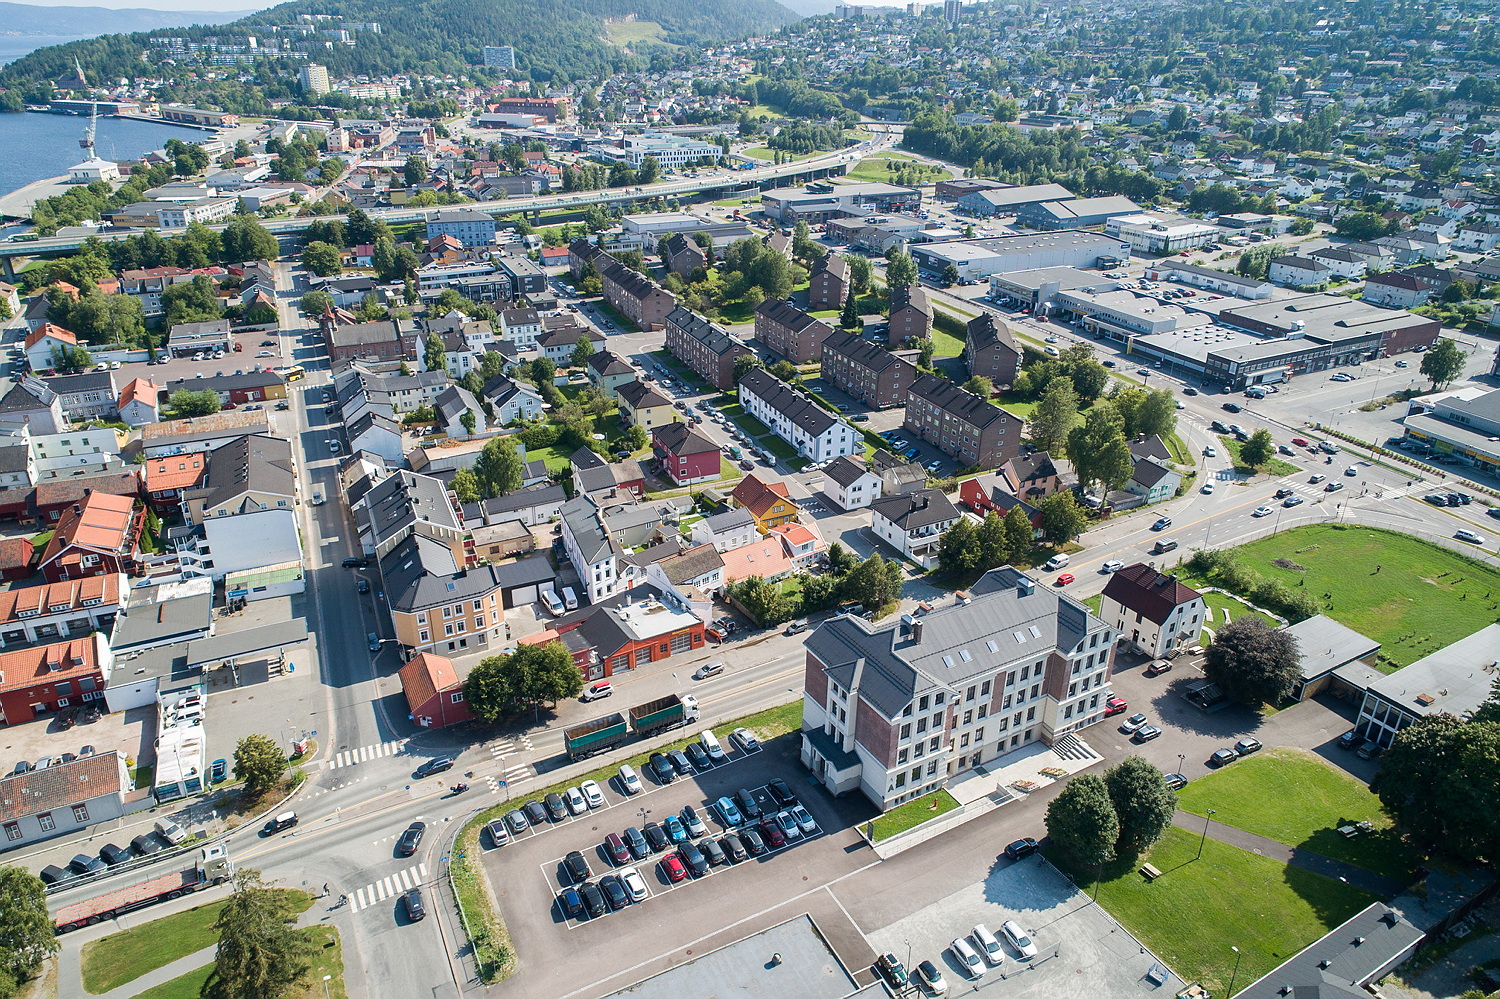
284, 365, 305, 382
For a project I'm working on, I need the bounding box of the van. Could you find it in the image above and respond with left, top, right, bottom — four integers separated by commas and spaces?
700, 730, 726, 762
561, 586, 579, 611
1043, 554, 1070, 571
1152, 538, 1179, 554
541, 589, 565, 616
154, 818, 187, 846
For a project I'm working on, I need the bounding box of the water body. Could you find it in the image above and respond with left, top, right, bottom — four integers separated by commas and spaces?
0, 111, 203, 199
0, 34, 82, 65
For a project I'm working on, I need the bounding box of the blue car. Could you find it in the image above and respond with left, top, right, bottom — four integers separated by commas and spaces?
664, 814, 688, 844
903, 447, 921, 459
209, 758, 228, 784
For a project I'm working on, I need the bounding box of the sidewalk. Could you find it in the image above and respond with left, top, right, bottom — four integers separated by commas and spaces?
1171, 809, 1404, 897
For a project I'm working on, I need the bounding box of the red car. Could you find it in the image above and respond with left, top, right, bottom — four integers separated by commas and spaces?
1291, 437, 1311, 448
759, 817, 786, 850
661, 853, 688, 883
1054, 573, 1074, 586
1104, 697, 1128, 717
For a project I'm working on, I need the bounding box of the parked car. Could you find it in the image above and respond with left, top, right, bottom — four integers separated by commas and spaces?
1104, 697, 1128, 716
950, 937, 986, 979
664, 815, 688, 844
564, 850, 592, 884
876, 954, 910, 989
736, 787, 763, 819
1134, 725, 1163, 742
523, 800, 548, 826
624, 827, 650, 859
740, 825, 768, 856
643, 822, 670, 852
618, 764, 643, 795
1163, 773, 1189, 790
916, 959, 948, 995
731, 727, 760, 752
1211, 748, 1239, 766
716, 795, 744, 826
599, 874, 630, 911
660, 852, 689, 883
721, 832, 748, 863
1004, 837, 1039, 860
544, 792, 568, 821
1120, 713, 1149, 733
1234, 737, 1263, 755
648, 752, 675, 784
620, 865, 649, 902
1337, 729, 1362, 750
1000, 920, 1038, 960
580, 780, 605, 809
681, 805, 707, 837
679, 840, 708, 876
564, 786, 588, 816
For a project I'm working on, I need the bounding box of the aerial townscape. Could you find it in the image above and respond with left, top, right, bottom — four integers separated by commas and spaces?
2, 0, 1500, 997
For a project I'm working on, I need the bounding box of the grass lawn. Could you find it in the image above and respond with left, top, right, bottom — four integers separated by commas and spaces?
1176, 748, 1418, 881
127, 925, 346, 999
1218, 435, 1300, 477
1193, 524, 1500, 666
930, 327, 965, 358
844, 153, 955, 183
1051, 827, 1378, 997
869, 790, 960, 841
604, 19, 675, 46
128, 965, 212, 999
713, 195, 761, 208
742, 146, 823, 162
1199, 590, 1275, 642
453, 699, 805, 982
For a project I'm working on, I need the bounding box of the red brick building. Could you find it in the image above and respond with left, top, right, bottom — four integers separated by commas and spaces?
0, 634, 109, 725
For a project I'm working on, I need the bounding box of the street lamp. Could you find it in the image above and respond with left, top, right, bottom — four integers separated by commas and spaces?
1227, 946, 1243, 997
1198, 808, 1216, 860
1177, 753, 1185, 774
905, 938, 912, 972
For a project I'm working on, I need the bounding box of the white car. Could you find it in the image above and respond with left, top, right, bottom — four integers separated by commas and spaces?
1202, 482, 1215, 494
1253, 506, 1274, 517
619, 865, 649, 902
1203, 446, 1216, 457
618, 764, 643, 795
790, 804, 816, 834
256, 350, 274, 357
1456, 529, 1487, 545
580, 779, 605, 809
564, 786, 588, 815
1000, 920, 1038, 960
776, 810, 802, 841
1101, 560, 1124, 573
971, 924, 1005, 966
950, 938, 986, 979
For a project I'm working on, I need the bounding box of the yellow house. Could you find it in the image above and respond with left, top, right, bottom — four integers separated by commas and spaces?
616, 380, 679, 432
730, 474, 800, 534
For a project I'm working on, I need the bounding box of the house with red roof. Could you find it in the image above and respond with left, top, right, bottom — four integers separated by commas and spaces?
38, 491, 145, 582
730, 474, 800, 533
24, 323, 79, 372
143, 451, 207, 509
117, 378, 161, 428
0, 633, 111, 724
1098, 562, 1207, 657
0, 574, 125, 648
400, 652, 474, 729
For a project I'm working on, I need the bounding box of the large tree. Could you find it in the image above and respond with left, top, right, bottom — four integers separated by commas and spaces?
297, 290, 332, 318
1239, 429, 1276, 469
463, 641, 584, 722
1104, 756, 1177, 855
1202, 618, 1300, 705
423, 333, 447, 374
451, 467, 481, 504
168, 389, 222, 418
1028, 378, 1078, 456
963, 375, 994, 399
200, 869, 310, 999
300, 240, 342, 277
0, 866, 58, 994
473, 436, 523, 498
232, 733, 287, 799
221, 215, 279, 262
726, 575, 795, 626
1037, 490, 1089, 544
848, 254, 873, 292
1067, 402, 1133, 492
1419, 338, 1465, 391
937, 518, 979, 574
570, 336, 596, 368
1372, 715, 1500, 862
1003, 505, 1035, 558
1045, 773, 1119, 867
885, 249, 917, 289
975, 511, 1012, 569
844, 553, 904, 609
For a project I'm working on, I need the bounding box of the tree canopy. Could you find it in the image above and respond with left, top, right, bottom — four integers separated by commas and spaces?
1104, 756, 1177, 855
463, 641, 585, 722
1202, 618, 1300, 706
232, 733, 287, 799
1045, 773, 1119, 867
201, 869, 310, 999
1373, 714, 1500, 863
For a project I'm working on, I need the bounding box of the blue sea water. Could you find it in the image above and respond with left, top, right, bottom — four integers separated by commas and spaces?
0, 110, 203, 199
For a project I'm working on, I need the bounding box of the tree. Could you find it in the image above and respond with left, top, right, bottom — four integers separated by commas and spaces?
844, 553, 904, 610
0, 866, 57, 992
300, 240, 342, 277
1003, 504, 1035, 557
885, 250, 917, 289
940, 262, 960, 287
451, 467, 481, 504
473, 435, 524, 498
963, 375, 994, 398
1104, 757, 1177, 855
168, 389, 222, 417
423, 333, 447, 374
976, 511, 1011, 569
1239, 429, 1275, 469
840, 292, 860, 330
464, 641, 585, 721
232, 733, 287, 799
848, 254, 873, 293
1067, 402, 1133, 492
1334, 211, 1393, 242
1135, 388, 1178, 440
403, 155, 428, 187
1420, 338, 1465, 391
792, 221, 822, 269
622, 424, 648, 452
1029, 379, 1078, 455
1045, 773, 1119, 867
371, 235, 401, 282
160, 275, 222, 327
637, 155, 661, 185
49, 344, 93, 373
459, 409, 477, 436
221, 215, 279, 262
725, 575, 795, 626
937, 518, 979, 574
1203, 618, 1301, 706
734, 353, 765, 382
200, 869, 309, 999
297, 290, 332, 317
825, 542, 858, 576
1371, 715, 1500, 862
570, 335, 595, 368
1037, 491, 1089, 544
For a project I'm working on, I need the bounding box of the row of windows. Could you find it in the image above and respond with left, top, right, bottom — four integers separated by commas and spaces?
4, 802, 90, 838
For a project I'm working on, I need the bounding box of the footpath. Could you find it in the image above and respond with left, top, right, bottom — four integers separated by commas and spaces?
1172, 809, 1405, 897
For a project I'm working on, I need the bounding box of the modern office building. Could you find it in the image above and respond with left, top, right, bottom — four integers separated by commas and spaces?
482, 45, 516, 69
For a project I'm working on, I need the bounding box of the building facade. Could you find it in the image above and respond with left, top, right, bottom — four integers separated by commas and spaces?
753, 298, 834, 364
663, 307, 753, 390
737, 369, 858, 464
819, 330, 918, 410
904, 374, 1022, 468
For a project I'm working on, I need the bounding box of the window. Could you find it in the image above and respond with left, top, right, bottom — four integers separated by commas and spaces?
895, 772, 906, 788
918, 695, 929, 711
71, 803, 89, 823
1027, 707, 1036, 721
899, 723, 911, 740
916, 717, 927, 735
966, 685, 976, 702
449, 691, 465, 704
926, 761, 938, 776
419, 630, 429, 642
974, 727, 983, 742
38, 813, 55, 832
897, 748, 908, 765
929, 737, 940, 752
981, 680, 991, 696
960, 733, 970, 748
2, 822, 18, 842
963, 710, 973, 725
977, 704, 987, 719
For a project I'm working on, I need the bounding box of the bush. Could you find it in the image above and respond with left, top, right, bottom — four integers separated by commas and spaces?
518, 424, 560, 450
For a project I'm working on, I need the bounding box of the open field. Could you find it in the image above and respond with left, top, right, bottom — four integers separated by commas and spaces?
1175, 747, 1418, 881
603, 20, 676, 47
844, 153, 956, 183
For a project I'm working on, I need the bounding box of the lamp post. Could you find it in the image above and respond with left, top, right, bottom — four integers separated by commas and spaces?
1227, 945, 1243, 997
1177, 753, 1185, 774
905, 938, 912, 972
1198, 808, 1215, 860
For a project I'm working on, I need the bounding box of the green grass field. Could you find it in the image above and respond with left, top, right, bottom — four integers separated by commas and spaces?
1175, 748, 1418, 881
1052, 827, 1378, 997
127, 925, 346, 999
603, 20, 676, 46
930, 327, 965, 358
1199, 590, 1275, 642
845, 153, 955, 183
742, 146, 822, 162
869, 790, 960, 840
1195, 524, 1500, 666
1217, 435, 1300, 476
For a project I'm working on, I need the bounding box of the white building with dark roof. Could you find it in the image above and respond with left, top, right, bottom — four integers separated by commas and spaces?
822, 456, 883, 511
1098, 563, 1206, 657
737, 369, 858, 464
869, 488, 960, 567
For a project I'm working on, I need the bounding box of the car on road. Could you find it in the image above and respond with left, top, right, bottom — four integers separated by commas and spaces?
564, 850, 592, 884
1203, 445, 1216, 457
1104, 697, 1128, 716
262, 811, 299, 836
950, 938, 986, 979
1164, 773, 1189, 790
1291, 437, 1311, 447
1100, 560, 1124, 573
1143, 660, 1173, 677
1325, 481, 1344, 492
1054, 573, 1074, 586
1235, 737, 1263, 755
660, 852, 688, 883
1278, 444, 1295, 456
580, 779, 604, 808
1152, 516, 1172, 531
1120, 713, 1149, 733
1133, 725, 1163, 742
694, 661, 726, 680
1309, 473, 1325, 484
341, 557, 369, 568
1211, 748, 1239, 766
1283, 495, 1305, 507
1456, 529, 1487, 545
1202, 482, 1215, 494
1222, 402, 1242, 413
582, 681, 614, 702
1253, 506, 1274, 517
367, 632, 382, 651
397, 822, 425, 856
1004, 837, 1040, 860
403, 887, 426, 921
414, 757, 454, 778
1344, 465, 1358, 476
357, 578, 370, 594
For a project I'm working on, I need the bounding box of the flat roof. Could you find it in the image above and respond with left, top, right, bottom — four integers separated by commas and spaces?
1365, 623, 1500, 719
1285, 614, 1382, 682
1403, 412, 1500, 460
1221, 293, 1433, 343
1134, 324, 1264, 364
918, 230, 1126, 259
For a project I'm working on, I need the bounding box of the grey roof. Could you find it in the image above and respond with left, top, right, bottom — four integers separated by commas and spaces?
166, 371, 285, 395
888, 283, 931, 317
187, 434, 295, 511
587, 351, 633, 378
821, 330, 918, 376
701, 508, 756, 534
621, 537, 685, 569
811, 252, 850, 282
538, 326, 603, 350
363, 470, 461, 545
41, 370, 116, 397
1130, 457, 1174, 489
823, 455, 872, 488
617, 380, 671, 410
1128, 435, 1172, 463
965, 183, 1074, 208
754, 297, 828, 333
1363, 623, 1500, 721
347, 409, 400, 442
381, 533, 502, 613
602, 261, 666, 302
738, 368, 845, 438
870, 488, 959, 531
966, 314, 1020, 355
1285, 614, 1382, 682
571, 447, 619, 495
805, 565, 1104, 719
328, 319, 406, 347
871, 449, 925, 483
0, 442, 31, 474
488, 552, 557, 590
561, 495, 621, 564
1271, 255, 1331, 272
908, 374, 1017, 431
1006, 451, 1070, 484
652, 421, 719, 456
667, 306, 748, 358
0, 381, 57, 414
465, 483, 566, 522
434, 385, 479, 425
656, 543, 724, 585
1237, 903, 1423, 999
110, 586, 213, 652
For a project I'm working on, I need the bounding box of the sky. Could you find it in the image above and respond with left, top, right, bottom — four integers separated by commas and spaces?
17, 0, 266, 9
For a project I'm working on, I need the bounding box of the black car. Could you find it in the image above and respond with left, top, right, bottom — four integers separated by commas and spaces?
685, 743, 712, 771
736, 787, 763, 820
679, 839, 709, 877
1338, 729, 1362, 750
261, 812, 299, 836
667, 749, 693, 776
624, 826, 650, 858
768, 778, 797, 807
700, 835, 727, 867
648, 752, 675, 784
397, 822, 425, 856
599, 874, 630, 910
341, 556, 369, 568
740, 825, 767, 856
721, 832, 747, 863
564, 850, 592, 884
643, 822, 670, 852
69, 853, 107, 875
579, 882, 608, 918
559, 887, 584, 919
39, 865, 76, 886
1210, 420, 1229, 434
544, 792, 568, 821
1183, 387, 1198, 396
523, 800, 549, 826
99, 843, 134, 866
413, 757, 455, 779
131, 833, 163, 856
1222, 402, 1242, 413
403, 887, 426, 921
1004, 837, 1040, 860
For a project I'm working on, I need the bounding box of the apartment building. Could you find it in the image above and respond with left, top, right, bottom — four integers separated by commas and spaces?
602, 263, 676, 332
904, 374, 1022, 468
819, 330, 918, 410
663, 307, 753, 390
801, 566, 1119, 810
965, 314, 1023, 387
1098, 563, 1207, 658
737, 369, 858, 463
753, 298, 834, 364
808, 253, 851, 310
887, 285, 933, 342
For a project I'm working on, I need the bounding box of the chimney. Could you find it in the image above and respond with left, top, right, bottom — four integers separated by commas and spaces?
911, 620, 924, 644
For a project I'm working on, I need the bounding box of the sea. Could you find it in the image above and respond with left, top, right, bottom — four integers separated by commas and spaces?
0, 111, 204, 200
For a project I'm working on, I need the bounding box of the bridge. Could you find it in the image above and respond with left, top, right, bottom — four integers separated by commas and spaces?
0, 146, 874, 272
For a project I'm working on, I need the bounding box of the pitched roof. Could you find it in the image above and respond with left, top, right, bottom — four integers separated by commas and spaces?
908, 374, 1017, 431
889, 283, 931, 316
32, 472, 139, 509
40, 491, 137, 566
655, 543, 725, 585
0, 575, 120, 624
41, 370, 115, 396
812, 252, 850, 282
188, 434, 295, 512
0, 750, 121, 822
401, 652, 461, 710
1130, 457, 1175, 489
0, 536, 34, 573
587, 350, 633, 378
821, 330, 919, 376
145, 450, 208, 493
1128, 435, 1172, 463
617, 380, 672, 411
1100, 563, 1203, 624
870, 488, 960, 530
718, 534, 798, 583
966, 314, 1020, 354
24, 323, 77, 349
667, 306, 749, 358
119, 378, 160, 410
737, 368, 845, 438
754, 297, 829, 333
823, 455, 874, 488
730, 474, 797, 520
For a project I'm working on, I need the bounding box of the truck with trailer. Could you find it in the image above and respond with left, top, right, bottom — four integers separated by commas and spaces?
53, 846, 233, 933
563, 694, 701, 760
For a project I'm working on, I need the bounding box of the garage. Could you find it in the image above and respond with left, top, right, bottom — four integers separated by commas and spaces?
491, 553, 557, 609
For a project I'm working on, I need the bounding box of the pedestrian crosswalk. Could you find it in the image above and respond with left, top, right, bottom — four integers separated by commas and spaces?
323, 739, 409, 770
489, 734, 534, 760
349, 863, 427, 912
486, 760, 533, 794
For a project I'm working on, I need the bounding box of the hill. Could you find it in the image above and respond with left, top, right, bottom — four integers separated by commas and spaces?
0, 0, 797, 90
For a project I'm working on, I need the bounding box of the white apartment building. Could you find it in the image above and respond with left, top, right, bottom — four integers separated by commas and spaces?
737, 368, 858, 464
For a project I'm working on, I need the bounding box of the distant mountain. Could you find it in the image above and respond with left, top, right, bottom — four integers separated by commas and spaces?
0, 0, 798, 89
0, 2, 247, 36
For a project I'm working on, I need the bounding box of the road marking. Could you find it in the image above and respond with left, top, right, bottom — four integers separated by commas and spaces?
348, 864, 427, 912
323, 739, 409, 770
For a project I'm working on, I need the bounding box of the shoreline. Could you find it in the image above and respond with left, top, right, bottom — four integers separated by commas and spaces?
0, 173, 79, 223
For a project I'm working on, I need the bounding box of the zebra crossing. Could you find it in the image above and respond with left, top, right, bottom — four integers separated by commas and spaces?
486, 760, 534, 794
349, 863, 427, 912
489, 734, 534, 760
322, 739, 409, 770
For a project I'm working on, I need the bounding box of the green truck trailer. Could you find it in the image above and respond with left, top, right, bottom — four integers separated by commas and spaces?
563, 695, 701, 760
563, 713, 629, 760
628, 694, 699, 738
